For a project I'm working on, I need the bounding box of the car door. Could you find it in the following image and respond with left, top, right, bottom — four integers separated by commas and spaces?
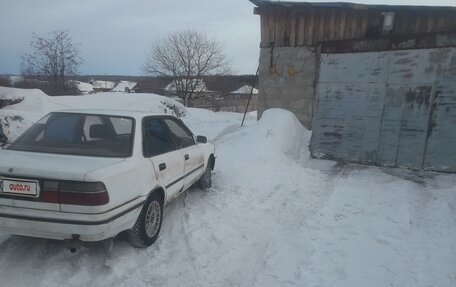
143, 117, 184, 201
163, 118, 205, 190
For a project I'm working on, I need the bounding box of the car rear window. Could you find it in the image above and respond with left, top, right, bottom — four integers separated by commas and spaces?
8, 112, 134, 157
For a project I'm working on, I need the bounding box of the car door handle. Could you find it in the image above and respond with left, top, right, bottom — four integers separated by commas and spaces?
185, 154, 189, 161
159, 163, 166, 171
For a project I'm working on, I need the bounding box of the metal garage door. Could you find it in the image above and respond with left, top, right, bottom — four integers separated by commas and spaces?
310, 47, 456, 172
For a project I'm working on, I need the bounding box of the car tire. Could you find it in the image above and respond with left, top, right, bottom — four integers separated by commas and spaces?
198, 161, 212, 189
128, 191, 163, 248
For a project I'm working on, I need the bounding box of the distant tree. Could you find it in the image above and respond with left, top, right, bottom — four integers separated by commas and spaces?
144, 29, 231, 106
21, 29, 82, 94
0, 77, 10, 88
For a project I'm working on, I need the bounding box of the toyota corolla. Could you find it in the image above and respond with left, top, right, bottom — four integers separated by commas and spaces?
0, 110, 215, 248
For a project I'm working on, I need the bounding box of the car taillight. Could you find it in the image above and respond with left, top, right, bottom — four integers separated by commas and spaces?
60, 181, 109, 206
41, 181, 60, 203
41, 181, 109, 206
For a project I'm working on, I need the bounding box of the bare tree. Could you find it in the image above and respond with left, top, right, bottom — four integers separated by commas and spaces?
144, 29, 231, 106
21, 29, 82, 92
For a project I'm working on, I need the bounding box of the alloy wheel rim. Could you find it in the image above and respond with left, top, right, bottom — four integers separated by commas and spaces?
145, 201, 161, 238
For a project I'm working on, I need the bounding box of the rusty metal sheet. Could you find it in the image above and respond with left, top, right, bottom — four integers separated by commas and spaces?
319, 52, 389, 83
377, 85, 407, 166
311, 47, 456, 172
424, 81, 456, 172
313, 82, 385, 163
395, 85, 433, 168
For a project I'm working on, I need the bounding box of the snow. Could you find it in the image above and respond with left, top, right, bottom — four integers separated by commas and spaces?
0, 86, 25, 103
231, 84, 259, 95
112, 81, 137, 92
0, 88, 64, 141
0, 87, 185, 142
0, 87, 455, 287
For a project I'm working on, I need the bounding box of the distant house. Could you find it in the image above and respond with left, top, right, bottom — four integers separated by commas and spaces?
73, 81, 94, 94
164, 79, 217, 108
137, 77, 173, 95
91, 80, 116, 92
137, 75, 258, 111
112, 81, 139, 93
230, 85, 258, 98
164, 79, 211, 95
213, 84, 258, 112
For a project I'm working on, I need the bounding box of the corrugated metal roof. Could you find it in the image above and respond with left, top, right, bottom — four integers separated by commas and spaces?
249, 0, 456, 11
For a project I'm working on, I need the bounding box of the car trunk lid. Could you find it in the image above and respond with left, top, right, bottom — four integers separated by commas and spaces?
0, 150, 123, 211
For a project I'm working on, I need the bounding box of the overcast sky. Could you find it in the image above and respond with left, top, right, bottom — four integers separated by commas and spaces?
1, 0, 455, 76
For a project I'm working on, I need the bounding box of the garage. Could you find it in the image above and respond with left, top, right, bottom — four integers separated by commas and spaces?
311, 46, 456, 172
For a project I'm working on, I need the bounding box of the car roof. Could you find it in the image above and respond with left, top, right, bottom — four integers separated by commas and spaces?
52, 109, 173, 119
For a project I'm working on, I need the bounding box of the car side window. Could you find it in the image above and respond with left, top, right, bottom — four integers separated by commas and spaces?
163, 118, 195, 149
143, 118, 176, 157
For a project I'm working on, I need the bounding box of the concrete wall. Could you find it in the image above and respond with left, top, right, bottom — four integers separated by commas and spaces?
258, 46, 316, 129
311, 47, 456, 172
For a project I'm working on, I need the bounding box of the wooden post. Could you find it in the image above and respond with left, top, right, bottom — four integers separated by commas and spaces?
241, 66, 260, 127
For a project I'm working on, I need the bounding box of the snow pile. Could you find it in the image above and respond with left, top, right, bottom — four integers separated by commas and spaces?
216, 109, 309, 164
0, 87, 185, 142
184, 107, 256, 141
0, 88, 66, 141
0, 87, 25, 104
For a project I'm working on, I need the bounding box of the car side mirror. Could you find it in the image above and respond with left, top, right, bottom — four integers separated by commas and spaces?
196, 135, 207, 144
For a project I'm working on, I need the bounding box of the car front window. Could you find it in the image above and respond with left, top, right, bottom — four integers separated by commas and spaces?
8, 112, 134, 157
143, 118, 176, 157
163, 118, 195, 148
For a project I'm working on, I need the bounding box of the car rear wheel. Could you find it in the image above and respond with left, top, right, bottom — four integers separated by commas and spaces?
128, 191, 163, 248
198, 162, 212, 189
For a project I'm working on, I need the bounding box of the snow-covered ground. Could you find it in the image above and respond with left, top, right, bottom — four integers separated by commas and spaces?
0, 87, 455, 287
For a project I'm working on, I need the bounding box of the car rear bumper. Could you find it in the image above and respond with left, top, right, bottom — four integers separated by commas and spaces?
0, 198, 145, 241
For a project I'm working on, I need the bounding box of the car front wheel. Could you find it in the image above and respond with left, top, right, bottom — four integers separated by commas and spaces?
128, 191, 163, 248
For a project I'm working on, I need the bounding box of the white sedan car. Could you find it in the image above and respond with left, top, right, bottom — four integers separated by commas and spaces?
0, 110, 215, 248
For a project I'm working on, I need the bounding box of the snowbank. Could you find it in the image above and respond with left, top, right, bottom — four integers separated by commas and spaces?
0, 88, 65, 141
216, 108, 310, 162
0, 86, 26, 103
184, 108, 256, 141
0, 87, 186, 142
